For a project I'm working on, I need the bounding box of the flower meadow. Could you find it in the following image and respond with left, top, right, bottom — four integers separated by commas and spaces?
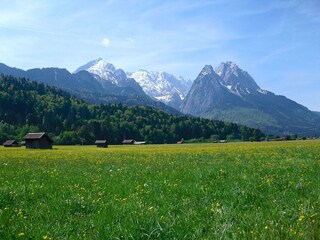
0, 141, 319, 239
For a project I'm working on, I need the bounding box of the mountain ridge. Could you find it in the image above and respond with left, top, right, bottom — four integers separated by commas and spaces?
1, 59, 319, 136
0, 62, 180, 115
74, 58, 193, 109
180, 62, 320, 136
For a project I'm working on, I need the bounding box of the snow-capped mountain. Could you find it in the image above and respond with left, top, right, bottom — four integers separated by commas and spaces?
0, 61, 181, 115
75, 57, 116, 79
73, 58, 181, 113
128, 70, 192, 108
75, 58, 148, 96
180, 61, 320, 135
75, 58, 193, 109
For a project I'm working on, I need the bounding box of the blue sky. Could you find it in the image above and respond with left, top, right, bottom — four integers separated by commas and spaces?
1, 0, 320, 111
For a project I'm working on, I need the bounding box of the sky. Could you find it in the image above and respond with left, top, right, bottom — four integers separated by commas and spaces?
0, 0, 320, 111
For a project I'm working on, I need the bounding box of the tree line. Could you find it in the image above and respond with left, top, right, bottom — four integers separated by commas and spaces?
0, 75, 265, 144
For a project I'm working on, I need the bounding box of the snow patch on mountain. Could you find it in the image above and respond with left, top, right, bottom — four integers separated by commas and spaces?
128, 70, 192, 108
75, 58, 120, 84
74, 58, 149, 97
257, 89, 268, 94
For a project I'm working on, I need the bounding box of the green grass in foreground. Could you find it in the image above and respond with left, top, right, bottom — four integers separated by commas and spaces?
0, 141, 319, 239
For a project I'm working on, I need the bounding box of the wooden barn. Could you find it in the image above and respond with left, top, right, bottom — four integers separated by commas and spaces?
95, 140, 108, 148
3, 140, 20, 147
122, 139, 135, 144
23, 132, 53, 149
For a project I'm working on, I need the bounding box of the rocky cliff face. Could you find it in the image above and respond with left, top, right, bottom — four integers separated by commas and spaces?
180, 62, 320, 136
215, 61, 260, 95
180, 65, 241, 115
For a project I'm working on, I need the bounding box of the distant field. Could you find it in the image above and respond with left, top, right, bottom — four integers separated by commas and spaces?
0, 141, 319, 239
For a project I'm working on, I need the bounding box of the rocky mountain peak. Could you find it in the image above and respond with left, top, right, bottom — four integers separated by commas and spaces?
200, 65, 215, 76
215, 61, 260, 93
195, 65, 222, 86
74, 58, 116, 79
215, 61, 239, 77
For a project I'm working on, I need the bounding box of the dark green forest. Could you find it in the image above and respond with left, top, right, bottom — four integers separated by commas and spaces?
0, 75, 264, 144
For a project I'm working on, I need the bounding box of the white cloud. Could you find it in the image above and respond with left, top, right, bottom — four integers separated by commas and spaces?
101, 38, 110, 47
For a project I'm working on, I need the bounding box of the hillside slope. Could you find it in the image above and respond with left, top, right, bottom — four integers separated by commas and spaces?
0, 75, 264, 144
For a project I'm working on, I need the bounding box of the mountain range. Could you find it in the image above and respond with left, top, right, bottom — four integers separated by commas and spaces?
0, 59, 319, 136
0, 60, 180, 115
180, 62, 320, 136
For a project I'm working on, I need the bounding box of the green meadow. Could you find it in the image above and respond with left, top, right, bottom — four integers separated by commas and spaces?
0, 141, 319, 239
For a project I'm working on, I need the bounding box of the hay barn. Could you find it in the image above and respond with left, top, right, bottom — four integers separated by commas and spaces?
23, 132, 53, 149
3, 140, 20, 147
95, 140, 108, 148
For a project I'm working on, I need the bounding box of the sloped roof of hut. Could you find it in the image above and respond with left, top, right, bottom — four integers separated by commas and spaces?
3, 140, 18, 146
23, 132, 53, 143
122, 139, 135, 144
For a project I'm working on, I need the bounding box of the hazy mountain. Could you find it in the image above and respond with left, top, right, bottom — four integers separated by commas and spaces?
128, 70, 192, 109
0, 63, 103, 94
180, 62, 320, 136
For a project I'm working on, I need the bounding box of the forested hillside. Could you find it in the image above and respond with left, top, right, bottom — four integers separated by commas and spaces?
0, 75, 264, 144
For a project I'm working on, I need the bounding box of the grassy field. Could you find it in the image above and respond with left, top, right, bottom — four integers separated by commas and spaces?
0, 141, 319, 239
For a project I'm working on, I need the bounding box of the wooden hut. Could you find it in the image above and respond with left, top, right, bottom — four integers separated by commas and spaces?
95, 140, 108, 148
122, 139, 135, 144
3, 140, 20, 147
23, 132, 53, 149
